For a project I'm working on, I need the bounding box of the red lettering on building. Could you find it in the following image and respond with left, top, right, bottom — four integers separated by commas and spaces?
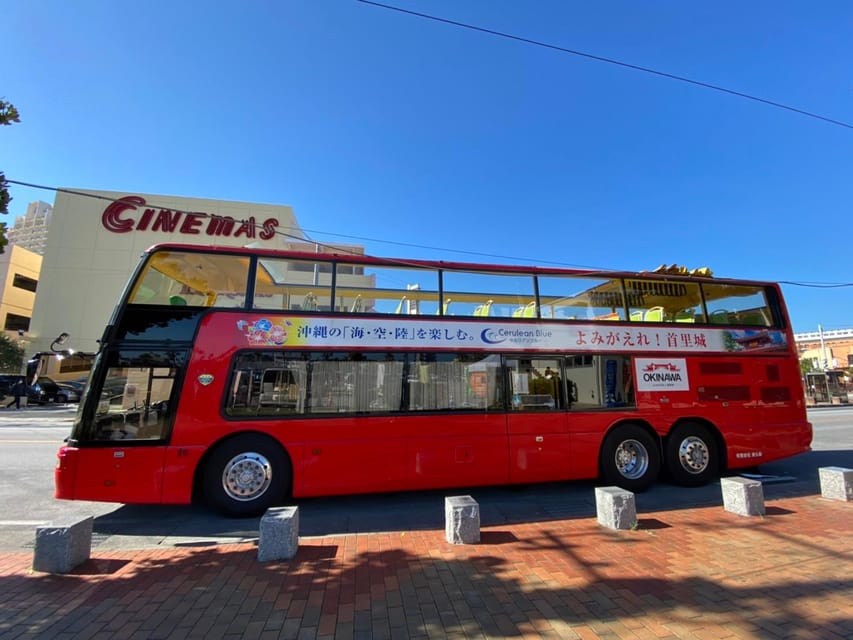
101, 195, 281, 240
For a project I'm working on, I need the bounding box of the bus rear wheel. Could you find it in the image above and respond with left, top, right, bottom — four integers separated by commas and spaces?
204, 434, 291, 517
665, 423, 719, 487
599, 424, 661, 492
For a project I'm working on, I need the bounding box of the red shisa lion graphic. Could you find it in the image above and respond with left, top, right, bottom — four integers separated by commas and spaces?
643, 362, 679, 372
237, 318, 291, 346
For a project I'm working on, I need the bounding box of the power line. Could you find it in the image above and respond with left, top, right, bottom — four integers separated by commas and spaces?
357, 0, 853, 130
7, 178, 853, 288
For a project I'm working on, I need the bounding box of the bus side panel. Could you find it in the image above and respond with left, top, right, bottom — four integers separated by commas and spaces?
55, 446, 167, 504
161, 445, 209, 504
562, 428, 606, 481
296, 417, 409, 497
407, 414, 509, 490
723, 421, 812, 469
507, 413, 572, 484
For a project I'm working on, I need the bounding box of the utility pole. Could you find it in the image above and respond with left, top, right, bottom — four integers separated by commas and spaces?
818, 324, 829, 370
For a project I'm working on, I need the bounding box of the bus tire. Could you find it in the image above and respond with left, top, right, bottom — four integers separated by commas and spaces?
204, 434, 291, 518
599, 424, 661, 492
665, 422, 719, 487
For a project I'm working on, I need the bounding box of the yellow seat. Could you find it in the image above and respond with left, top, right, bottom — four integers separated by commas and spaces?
350, 295, 363, 313
522, 302, 537, 318
675, 311, 695, 323
473, 300, 493, 317
394, 296, 408, 314
436, 298, 451, 315
630, 310, 643, 322
709, 309, 729, 324
302, 292, 317, 311
644, 307, 664, 322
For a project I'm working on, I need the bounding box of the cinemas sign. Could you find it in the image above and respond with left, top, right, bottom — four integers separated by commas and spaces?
101, 195, 280, 240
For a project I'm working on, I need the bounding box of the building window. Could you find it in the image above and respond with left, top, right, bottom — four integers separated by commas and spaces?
4, 313, 30, 332
12, 274, 38, 293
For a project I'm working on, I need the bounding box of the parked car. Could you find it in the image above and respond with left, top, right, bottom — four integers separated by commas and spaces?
56, 382, 82, 403
28, 376, 62, 404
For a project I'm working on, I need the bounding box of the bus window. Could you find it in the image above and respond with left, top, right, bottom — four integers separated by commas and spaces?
309, 353, 404, 413
702, 283, 773, 327
333, 262, 439, 315
89, 349, 184, 441
538, 276, 628, 321
408, 353, 503, 411
254, 257, 332, 312
441, 271, 535, 318
506, 358, 562, 410
622, 279, 704, 323
130, 250, 249, 308
563, 354, 634, 409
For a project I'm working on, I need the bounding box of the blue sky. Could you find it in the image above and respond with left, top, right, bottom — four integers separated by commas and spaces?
2, 0, 851, 333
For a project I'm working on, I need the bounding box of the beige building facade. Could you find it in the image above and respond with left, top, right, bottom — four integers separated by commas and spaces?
28, 189, 306, 360
795, 328, 853, 372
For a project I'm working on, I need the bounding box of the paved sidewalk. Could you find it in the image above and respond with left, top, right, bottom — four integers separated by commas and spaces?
1, 495, 851, 639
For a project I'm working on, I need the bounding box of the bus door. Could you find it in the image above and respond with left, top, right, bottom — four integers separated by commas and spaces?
505, 357, 571, 483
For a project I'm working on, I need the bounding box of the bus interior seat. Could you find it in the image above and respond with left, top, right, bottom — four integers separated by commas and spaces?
644, 307, 664, 322
302, 292, 318, 311
709, 309, 730, 324
473, 300, 493, 316
630, 310, 643, 322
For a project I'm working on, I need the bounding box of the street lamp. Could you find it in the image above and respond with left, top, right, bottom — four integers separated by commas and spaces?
50, 332, 70, 354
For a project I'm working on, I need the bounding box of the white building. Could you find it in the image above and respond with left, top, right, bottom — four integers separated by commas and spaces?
7, 200, 53, 255
28, 189, 310, 359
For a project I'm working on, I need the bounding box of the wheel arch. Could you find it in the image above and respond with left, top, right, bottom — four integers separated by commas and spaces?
598, 418, 663, 476
191, 430, 294, 504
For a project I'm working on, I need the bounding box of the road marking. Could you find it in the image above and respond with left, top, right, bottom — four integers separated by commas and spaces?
0, 440, 63, 444
0, 521, 48, 526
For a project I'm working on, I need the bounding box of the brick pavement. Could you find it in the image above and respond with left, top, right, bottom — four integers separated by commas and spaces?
0, 495, 851, 639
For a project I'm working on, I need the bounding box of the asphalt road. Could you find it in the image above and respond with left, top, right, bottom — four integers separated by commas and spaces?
0, 404, 850, 552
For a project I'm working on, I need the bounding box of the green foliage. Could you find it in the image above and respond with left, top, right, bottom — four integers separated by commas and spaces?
0, 99, 21, 253
0, 100, 20, 126
0, 333, 25, 373
799, 358, 816, 375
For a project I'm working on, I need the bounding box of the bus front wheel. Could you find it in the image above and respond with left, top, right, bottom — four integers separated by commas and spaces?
599, 424, 661, 492
665, 423, 719, 487
204, 435, 291, 517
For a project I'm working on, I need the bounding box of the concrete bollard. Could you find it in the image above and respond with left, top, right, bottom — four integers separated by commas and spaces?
33, 516, 93, 574
721, 476, 765, 516
595, 486, 637, 530
445, 495, 480, 544
818, 466, 853, 502
258, 506, 299, 561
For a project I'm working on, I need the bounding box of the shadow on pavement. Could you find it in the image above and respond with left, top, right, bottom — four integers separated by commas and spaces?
90, 447, 852, 544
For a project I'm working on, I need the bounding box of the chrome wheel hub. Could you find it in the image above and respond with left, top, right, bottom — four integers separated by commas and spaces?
615, 439, 649, 480
222, 452, 272, 501
678, 436, 709, 474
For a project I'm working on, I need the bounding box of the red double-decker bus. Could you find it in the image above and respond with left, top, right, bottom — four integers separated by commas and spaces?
55, 244, 812, 516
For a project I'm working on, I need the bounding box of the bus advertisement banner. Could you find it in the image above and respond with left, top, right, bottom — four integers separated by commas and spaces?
231, 316, 788, 354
